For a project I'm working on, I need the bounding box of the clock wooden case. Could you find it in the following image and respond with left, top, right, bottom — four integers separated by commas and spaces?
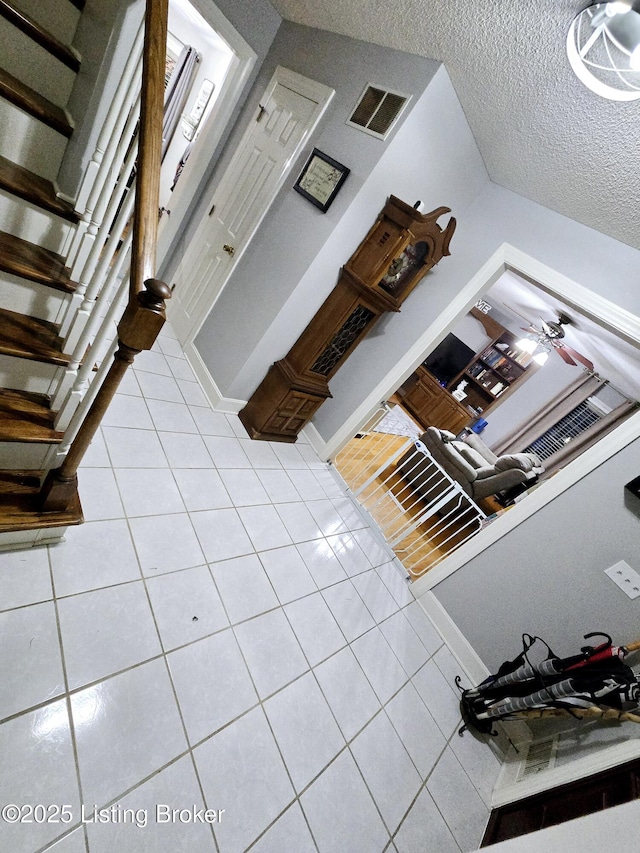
239, 195, 457, 443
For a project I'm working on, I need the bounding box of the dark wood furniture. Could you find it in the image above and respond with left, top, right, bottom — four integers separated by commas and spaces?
239, 195, 456, 442
454, 329, 532, 414
401, 366, 472, 434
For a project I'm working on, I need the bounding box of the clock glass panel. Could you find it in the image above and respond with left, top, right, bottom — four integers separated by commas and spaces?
379, 241, 429, 296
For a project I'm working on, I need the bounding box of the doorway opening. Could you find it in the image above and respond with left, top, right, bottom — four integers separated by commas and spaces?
329, 247, 640, 581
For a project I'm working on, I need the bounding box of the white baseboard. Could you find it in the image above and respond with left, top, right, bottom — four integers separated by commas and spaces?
301, 421, 330, 460
183, 342, 247, 414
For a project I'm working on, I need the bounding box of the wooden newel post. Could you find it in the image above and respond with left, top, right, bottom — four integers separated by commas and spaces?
39, 279, 171, 512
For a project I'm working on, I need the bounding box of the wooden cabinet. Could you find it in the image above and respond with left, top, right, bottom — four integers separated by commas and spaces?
402, 367, 471, 434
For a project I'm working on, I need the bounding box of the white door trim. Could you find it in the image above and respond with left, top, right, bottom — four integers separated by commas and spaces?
156, 0, 257, 269
172, 65, 335, 348
314, 242, 640, 594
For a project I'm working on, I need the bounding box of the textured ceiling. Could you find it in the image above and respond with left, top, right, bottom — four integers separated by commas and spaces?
270, 0, 640, 250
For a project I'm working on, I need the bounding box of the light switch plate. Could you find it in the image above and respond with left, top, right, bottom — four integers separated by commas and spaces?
604, 560, 640, 599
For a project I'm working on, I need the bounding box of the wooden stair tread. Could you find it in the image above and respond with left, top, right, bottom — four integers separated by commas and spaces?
0, 154, 78, 222
0, 67, 73, 137
0, 1, 80, 72
0, 306, 70, 365
0, 230, 76, 292
0, 387, 63, 443
0, 469, 82, 532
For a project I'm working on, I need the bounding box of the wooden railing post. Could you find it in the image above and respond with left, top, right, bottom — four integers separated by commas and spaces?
39, 280, 171, 511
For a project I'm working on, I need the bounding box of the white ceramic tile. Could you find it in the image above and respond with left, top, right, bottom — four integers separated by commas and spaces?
147, 398, 199, 433
135, 349, 172, 376
86, 755, 217, 852
134, 370, 184, 403
102, 393, 154, 429
305, 499, 347, 536
275, 502, 323, 543
78, 468, 125, 520
158, 335, 186, 358
322, 580, 375, 643
129, 512, 205, 576
168, 630, 257, 744
234, 609, 308, 699
238, 438, 281, 468
147, 565, 228, 650
434, 644, 472, 692
177, 379, 209, 407
315, 470, 346, 499
256, 469, 300, 503
284, 593, 346, 667
166, 354, 196, 381
331, 496, 366, 529
286, 469, 326, 501
203, 436, 252, 468
393, 787, 459, 853
352, 569, 398, 622
351, 628, 408, 704
173, 468, 232, 511
265, 672, 345, 792
313, 647, 380, 741
327, 532, 372, 577
270, 443, 308, 469
297, 538, 347, 589
210, 554, 278, 624
403, 601, 443, 655
58, 581, 161, 689
220, 469, 271, 506
296, 443, 327, 469
0, 700, 81, 852
0, 546, 52, 610
189, 406, 236, 436
450, 720, 501, 806
224, 414, 247, 438
51, 519, 140, 596
412, 660, 462, 739
250, 803, 316, 853
0, 602, 64, 718
301, 749, 389, 853
102, 426, 168, 468
195, 706, 295, 853
115, 468, 186, 517
46, 827, 87, 852
117, 368, 142, 397
158, 431, 214, 468
352, 527, 393, 568
351, 712, 422, 833
375, 561, 414, 607
81, 428, 111, 466
258, 545, 316, 604
72, 659, 187, 808
425, 746, 489, 851
378, 610, 430, 677
385, 683, 447, 778
189, 508, 255, 564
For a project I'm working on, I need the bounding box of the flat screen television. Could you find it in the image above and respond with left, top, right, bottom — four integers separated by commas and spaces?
423, 333, 475, 386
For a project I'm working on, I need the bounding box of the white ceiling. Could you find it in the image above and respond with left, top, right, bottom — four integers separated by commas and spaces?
269, 0, 640, 251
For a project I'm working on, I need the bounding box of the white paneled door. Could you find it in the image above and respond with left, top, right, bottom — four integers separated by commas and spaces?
169, 67, 334, 343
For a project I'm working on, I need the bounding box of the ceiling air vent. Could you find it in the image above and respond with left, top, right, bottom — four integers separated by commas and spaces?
518, 737, 558, 780
347, 85, 410, 139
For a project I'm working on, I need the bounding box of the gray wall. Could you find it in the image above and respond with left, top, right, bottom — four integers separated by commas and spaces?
191, 22, 442, 392
432, 435, 640, 672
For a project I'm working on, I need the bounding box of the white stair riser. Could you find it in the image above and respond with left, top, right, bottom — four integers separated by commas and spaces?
8, 0, 80, 47
0, 189, 74, 254
0, 441, 53, 469
0, 273, 69, 323
0, 101, 68, 182
0, 527, 68, 551
0, 354, 60, 395
0, 17, 77, 108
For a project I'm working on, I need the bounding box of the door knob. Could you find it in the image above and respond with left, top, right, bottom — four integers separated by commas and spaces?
223, 244, 235, 256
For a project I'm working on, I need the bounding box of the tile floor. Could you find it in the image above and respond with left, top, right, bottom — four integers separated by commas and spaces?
0, 323, 500, 853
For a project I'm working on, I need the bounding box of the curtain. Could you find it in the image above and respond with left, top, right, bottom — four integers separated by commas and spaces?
162, 46, 199, 162
539, 399, 637, 477
492, 372, 605, 455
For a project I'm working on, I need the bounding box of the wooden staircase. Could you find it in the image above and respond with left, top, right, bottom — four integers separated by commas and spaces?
0, 0, 84, 545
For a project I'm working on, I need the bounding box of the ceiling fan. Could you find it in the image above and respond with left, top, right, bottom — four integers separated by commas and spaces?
519, 313, 595, 370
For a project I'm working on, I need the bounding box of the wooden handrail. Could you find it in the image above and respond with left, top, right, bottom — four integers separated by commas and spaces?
39, 0, 171, 512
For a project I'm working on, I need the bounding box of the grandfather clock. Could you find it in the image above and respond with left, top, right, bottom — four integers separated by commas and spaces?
239, 195, 456, 442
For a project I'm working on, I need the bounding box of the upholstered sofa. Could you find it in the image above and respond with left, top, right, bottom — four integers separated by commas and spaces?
398, 426, 544, 502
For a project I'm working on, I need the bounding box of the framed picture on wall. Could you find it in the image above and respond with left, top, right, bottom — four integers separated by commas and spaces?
293, 149, 350, 212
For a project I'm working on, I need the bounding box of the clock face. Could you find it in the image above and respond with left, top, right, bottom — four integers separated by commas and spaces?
380, 241, 429, 295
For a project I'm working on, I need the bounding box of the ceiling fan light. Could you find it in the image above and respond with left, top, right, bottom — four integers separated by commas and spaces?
606, 1, 633, 16
516, 337, 538, 353
533, 350, 550, 365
